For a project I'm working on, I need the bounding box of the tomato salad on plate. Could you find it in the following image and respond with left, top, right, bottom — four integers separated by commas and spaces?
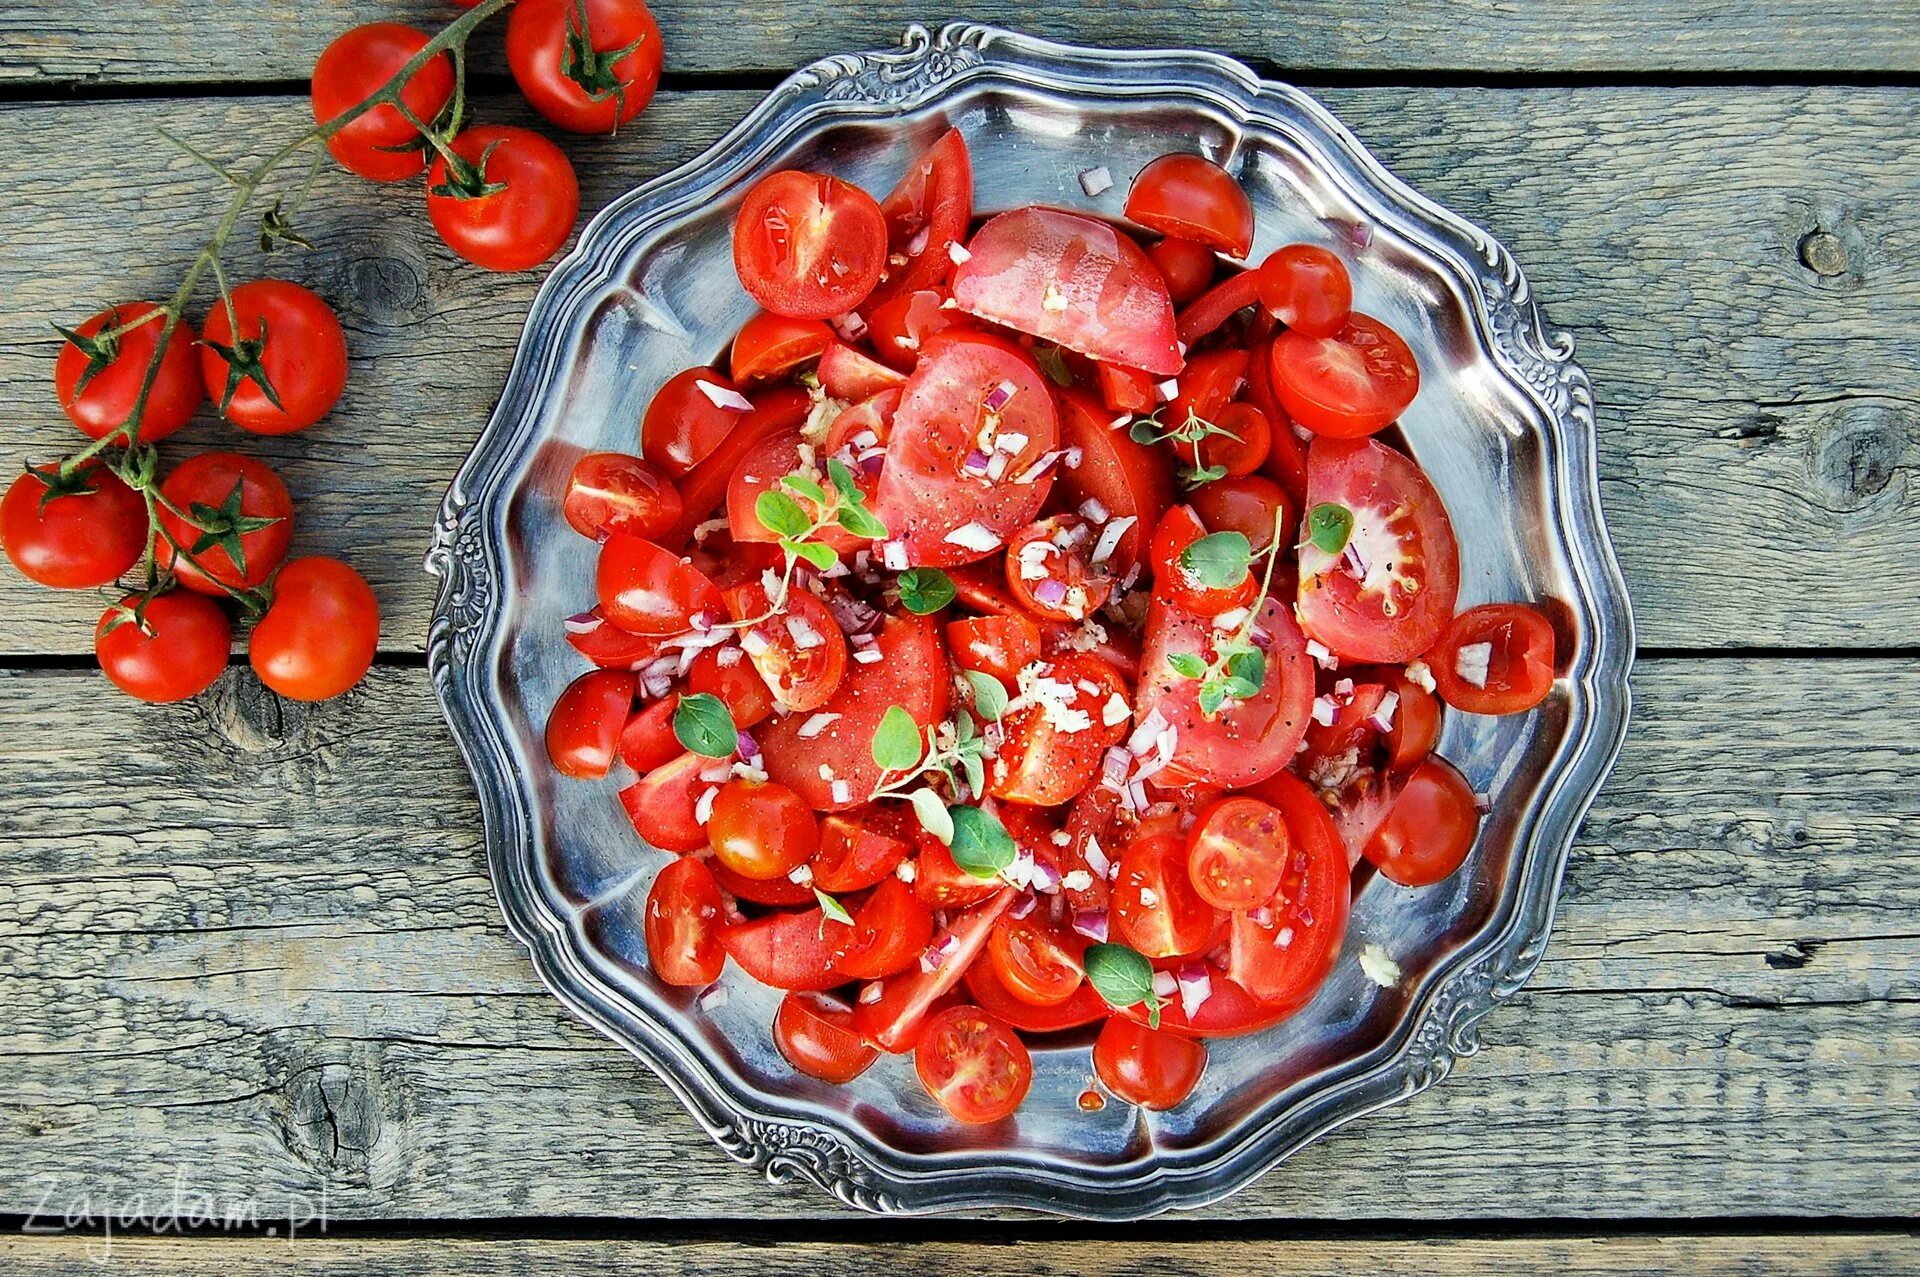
543, 132, 1560, 1125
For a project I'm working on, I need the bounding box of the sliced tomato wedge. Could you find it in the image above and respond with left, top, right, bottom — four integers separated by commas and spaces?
817, 340, 908, 401
1125, 154, 1254, 259
811, 807, 914, 893
566, 607, 663, 667
853, 888, 1015, 1052
1053, 387, 1173, 572
720, 907, 847, 992
989, 653, 1131, 806
914, 830, 1007, 909
1230, 770, 1352, 1013
725, 428, 867, 558
708, 858, 816, 907
618, 750, 721, 853
1094, 362, 1157, 415
833, 877, 935, 979
775, 991, 880, 1083
644, 858, 728, 986
617, 694, 682, 772
722, 581, 848, 714
662, 385, 811, 545
730, 312, 834, 384
1429, 603, 1557, 715
1269, 314, 1420, 438
1110, 831, 1222, 959
866, 128, 973, 311
867, 287, 975, 371
1174, 269, 1262, 349
596, 534, 726, 636
951, 207, 1181, 376
987, 912, 1087, 1006
544, 669, 634, 780
946, 611, 1044, 688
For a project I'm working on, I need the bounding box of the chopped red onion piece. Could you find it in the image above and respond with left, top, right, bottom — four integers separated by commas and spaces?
735, 731, 761, 761
963, 449, 992, 475
831, 311, 868, 342
1071, 911, 1109, 942
1009, 891, 1039, 920
984, 380, 1018, 412
1084, 834, 1112, 881
1175, 963, 1213, 1019
1029, 856, 1062, 894
948, 241, 972, 265
1034, 577, 1070, 607
858, 981, 885, 1005
1247, 906, 1274, 928
1341, 539, 1371, 579
1100, 746, 1132, 790
919, 931, 959, 973
694, 379, 755, 412
563, 611, 602, 635
1127, 708, 1169, 756
1368, 690, 1401, 733
1350, 220, 1374, 249
698, 983, 730, 1010
1151, 970, 1179, 998
860, 452, 885, 476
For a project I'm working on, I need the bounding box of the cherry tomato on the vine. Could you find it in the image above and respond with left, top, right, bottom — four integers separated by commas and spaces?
199, 280, 348, 435
249, 557, 380, 701
154, 452, 294, 595
426, 126, 580, 273
2, 461, 147, 590
55, 303, 202, 443
311, 23, 455, 182
507, 0, 664, 135
94, 591, 232, 703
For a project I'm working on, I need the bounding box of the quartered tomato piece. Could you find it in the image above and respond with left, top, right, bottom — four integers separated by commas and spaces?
596, 534, 726, 636
722, 581, 848, 713
914, 830, 1006, 909
989, 653, 1131, 806
1429, 603, 1557, 715
775, 991, 880, 1083
642, 367, 748, 476
567, 607, 662, 668
1296, 436, 1459, 663
1148, 235, 1217, 306
1364, 755, 1480, 886
951, 207, 1181, 376
709, 858, 817, 907
867, 288, 976, 371
708, 778, 819, 880
964, 949, 1109, 1033
867, 128, 973, 310
1094, 362, 1157, 416
1186, 795, 1291, 911
869, 333, 1059, 566
732, 170, 887, 320
619, 750, 720, 853
1230, 771, 1352, 1013
644, 858, 727, 986
817, 340, 908, 401
854, 888, 1014, 1052
1110, 831, 1223, 959
1256, 244, 1352, 338
1054, 387, 1173, 573
833, 877, 934, 979
988, 912, 1086, 1007
730, 311, 834, 384
914, 1005, 1032, 1124
1125, 154, 1254, 259
726, 428, 868, 558
1093, 1017, 1207, 1109
1004, 514, 1113, 622
664, 385, 811, 545
1269, 314, 1419, 438
946, 612, 1044, 688
564, 452, 682, 542
544, 669, 634, 780
811, 807, 914, 892
618, 695, 682, 772
1383, 667, 1443, 770
686, 643, 776, 728
720, 907, 847, 992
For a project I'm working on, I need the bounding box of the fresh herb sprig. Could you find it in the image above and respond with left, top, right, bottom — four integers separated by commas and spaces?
736, 457, 888, 627
1130, 408, 1241, 488
1165, 509, 1291, 718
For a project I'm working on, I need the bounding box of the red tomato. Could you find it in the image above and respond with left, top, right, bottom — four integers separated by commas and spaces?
249, 556, 380, 701
1094, 362, 1157, 416
686, 644, 775, 728
544, 668, 635, 780
1111, 832, 1222, 959
596, 533, 725, 635
1299, 681, 1389, 783
962, 950, 1109, 1033
726, 429, 856, 555
199, 281, 348, 435
310, 23, 454, 182
1195, 402, 1271, 479
506, 0, 662, 134
155, 452, 294, 595
952, 207, 1181, 376
1269, 314, 1419, 438
567, 607, 661, 668
1189, 474, 1293, 554
1247, 340, 1308, 504
564, 452, 682, 542
819, 389, 899, 513
853, 889, 1012, 1052
1384, 668, 1443, 770
1256, 244, 1352, 338
869, 333, 1060, 566
1365, 756, 1480, 886
1167, 347, 1249, 433
617, 695, 681, 772
775, 991, 879, 1083
817, 340, 907, 402
914, 1005, 1032, 1124
1092, 1017, 1207, 1109
94, 591, 231, 703
1135, 595, 1315, 789
989, 653, 1131, 807
2, 461, 146, 590
720, 907, 846, 992
642, 367, 748, 477
1147, 504, 1254, 617
663, 386, 811, 541
988, 913, 1085, 1006
1174, 269, 1262, 349
1004, 515, 1112, 622
55, 304, 202, 443
710, 858, 816, 907
1053, 387, 1174, 573
1186, 796, 1290, 911
867, 128, 973, 310
758, 611, 949, 811
733, 170, 887, 320
722, 581, 848, 713
1148, 236, 1217, 306
834, 877, 935, 980
730, 312, 833, 384
946, 612, 1043, 688
1229, 772, 1352, 1012
708, 778, 819, 880
619, 750, 716, 852
913, 833, 1006, 910
645, 857, 727, 986
812, 807, 914, 892
1296, 436, 1459, 663
426, 126, 580, 272
1126, 154, 1254, 259
866, 288, 973, 371
1430, 603, 1557, 715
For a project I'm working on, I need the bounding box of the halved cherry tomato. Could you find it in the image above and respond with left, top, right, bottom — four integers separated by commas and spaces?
988, 913, 1085, 1007
1060, 784, 1120, 911
710, 858, 817, 907
1296, 436, 1459, 663
1299, 681, 1389, 780
819, 387, 899, 511
1004, 514, 1112, 622
811, 808, 914, 893
853, 889, 1013, 1052
730, 312, 833, 384
1194, 402, 1270, 479
642, 367, 746, 477
1094, 362, 1157, 416
1384, 667, 1443, 771
914, 831, 1006, 910
618, 695, 682, 772
817, 340, 907, 401
1189, 473, 1293, 554
989, 654, 1131, 806
1256, 244, 1352, 338
1175, 269, 1262, 349
1111, 831, 1222, 959
1365, 755, 1480, 886
663, 385, 811, 543
733, 170, 887, 320
963, 949, 1109, 1033
834, 877, 934, 979
597, 534, 725, 636
1054, 387, 1173, 572
1093, 1016, 1207, 1109
1039, 618, 1142, 684
914, 1005, 1032, 1124
619, 750, 717, 853
1147, 505, 1255, 617
1186, 796, 1290, 911
1168, 347, 1250, 434
686, 644, 776, 728
644, 857, 727, 986
1126, 154, 1254, 259
946, 612, 1043, 689
866, 288, 973, 371
726, 429, 863, 557
1148, 236, 1217, 306
544, 668, 634, 780
867, 128, 973, 310
720, 907, 845, 991
567, 607, 662, 668
952, 207, 1181, 376
1429, 603, 1557, 715
775, 991, 880, 1083
1269, 314, 1420, 438
564, 452, 682, 542
708, 778, 819, 880
1229, 771, 1352, 1012
722, 581, 847, 713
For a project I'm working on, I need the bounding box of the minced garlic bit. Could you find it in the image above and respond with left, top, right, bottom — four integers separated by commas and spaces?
1405, 658, 1436, 694
1454, 642, 1493, 689
787, 863, 814, 886
1061, 870, 1093, 891
1359, 943, 1401, 988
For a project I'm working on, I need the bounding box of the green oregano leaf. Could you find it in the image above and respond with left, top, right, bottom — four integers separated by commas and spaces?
673, 692, 737, 759
782, 538, 838, 571
961, 669, 1008, 722
781, 473, 828, 505
814, 888, 855, 927
947, 804, 1017, 879
836, 502, 888, 541
1306, 502, 1355, 555
1166, 652, 1209, 680
1178, 531, 1253, 590
1198, 679, 1231, 718
896, 567, 956, 616
1226, 648, 1267, 692
755, 489, 811, 539
825, 457, 864, 503
908, 787, 954, 843
1083, 942, 1162, 1027
871, 705, 924, 772
1035, 344, 1074, 387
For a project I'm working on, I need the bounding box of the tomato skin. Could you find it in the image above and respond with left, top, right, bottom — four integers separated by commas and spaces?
1186, 796, 1291, 911
721, 582, 848, 714
963, 950, 1109, 1033
708, 778, 819, 880
710, 858, 816, 906
311, 23, 454, 182
248, 556, 380, 701
544, 668, 636, 779
1256, 244, 1352, 338
1196, 402, 1271, 479
1430, 603, 1557, 715
1174, 269, 1262, 349
988, 913, 1085, 1007
1094, 362, 1158, 416
1189, 474, 1293, 554
853, 889, 1013, 1052
662, 386, 811, 543
1229, 771, 1352, 1012
913, 833, 1006, 910
730, 312, 833, 384
506, 0, 663, 134
914, 1005, 1033, 1124
155, 452, 295, 595
1269, 314, 1420, 439
1365, 755, 1480, 886
817, 340, 907, 401
564, 452, 682, 542
946, 612, 1042, 688
1126, 154, 1254, 259
617, 695, 682, 772
1167, 347, 1249, 434
1093, 1017, 1207, 1109
55, 304, 202, 443
1384, 669, 1443, 770
596, 533, 725, 636
567, 607, 662, 668
989, 654, 1131, 807
1111, 832, 1223, 959
642, 367, 747, 478
775, 991, 880, 1083
645, 857, 727, 986
834, 877, 935, 980
686, 644, 775, 728
866, 128, 973, 311
1054, 387, 1173, 573
2, 462, 146, 590
733, 170, 888, 320
812, 807, 913, 892
1147, 505, 1255, 618
619, 750, 715, 853
866, 288, 973, 371
199, 280, 348, 435
94, 591, 231, 703
720, 907, 846, 992
426, 126, 580, 272
1148, 236, 1217, 306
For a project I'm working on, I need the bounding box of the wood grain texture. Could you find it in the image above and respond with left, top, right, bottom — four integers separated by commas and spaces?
1, 88, 1915, 655
4, 1234, 1917, 1276
2, 657, 1914, 1220
3, 1, 1918, 81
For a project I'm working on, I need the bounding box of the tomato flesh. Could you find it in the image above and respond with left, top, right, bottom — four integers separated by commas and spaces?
1256, 244, 1352, 338
645, 858, 727, 987
914, 1005, 1033, 1124
1186, 796, 1290, 911
988, 913, 1086, 1007
1125, 154, 1254, 259
1111, 832, 1222, 959
565, 452, 682, 542
867, 128, 973, 310
1269, 314, 1420, 439
597, 534, 726, 636
1430, 603, 1557, 715
833, 877, 934, 979
733, 170, 888, 320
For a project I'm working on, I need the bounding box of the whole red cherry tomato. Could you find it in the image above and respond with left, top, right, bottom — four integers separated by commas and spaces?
1093, 1016, 1208, 1109
733, 170, 888, 320
2, 461, 147, 589
310, 23, 455, 182
1429, 603, 1557, 715
1125, 154, 1254, 259
506, 0, 664, 135
914, 1005, 1032, 1124
154, 452, 294, 595
248, 557, 380, 701
645, 857, 727, 986
708, 778, 820, 880
775, 991, 879, 1083
1148, 236, 1217, 306
426, 126, 580, 273
199, 280, 349, 435
1256, 244, 1353, 338
55, 304, 202, 443
94, 591, 232, 703
544, 668, 635, 780
563, 452, 682, 541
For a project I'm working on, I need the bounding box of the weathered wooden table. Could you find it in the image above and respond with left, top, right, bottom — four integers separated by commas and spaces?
2, 4, 1917, 1272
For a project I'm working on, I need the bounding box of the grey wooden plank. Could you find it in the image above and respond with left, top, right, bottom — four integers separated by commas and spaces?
1, 657, 1914, 1220
3, 1, 1917, 81
4, 1234, 1918, 1276
0, 87, 1915, 655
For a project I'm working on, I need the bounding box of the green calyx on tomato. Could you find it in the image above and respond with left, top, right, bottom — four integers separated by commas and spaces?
201, 319, 286, 416
182, 475, 286, 580
673, 691, 737, 758
1083, 941, 1163, 1027
1305, 501, 1354, 555
557, 0, 652, 113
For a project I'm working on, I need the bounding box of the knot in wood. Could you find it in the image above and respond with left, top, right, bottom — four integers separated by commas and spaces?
1807, 404, 1909, 505
1797, 230, 1849, 278
276, 1061, 382, 1184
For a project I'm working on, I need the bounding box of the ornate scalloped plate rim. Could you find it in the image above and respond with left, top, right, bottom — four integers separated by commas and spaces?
425, 22, 1635, 1218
